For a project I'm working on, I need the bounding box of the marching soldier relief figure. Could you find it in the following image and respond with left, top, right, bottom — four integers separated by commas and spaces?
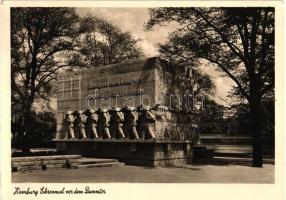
125, 106, 139, 140
65, 111, 75, 139
154, 104, 169, 121
112, 107, 126, 139
85, 109, 99, 139
99, 108, 111, 139
137, 104, 145, 139
74, 110, 87, 139
141, 106, 156, 140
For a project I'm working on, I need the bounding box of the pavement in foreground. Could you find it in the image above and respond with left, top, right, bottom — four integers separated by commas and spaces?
12, 163, 274, 183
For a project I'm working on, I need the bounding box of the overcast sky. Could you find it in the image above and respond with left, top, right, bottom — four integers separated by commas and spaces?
76, 8, 235, 105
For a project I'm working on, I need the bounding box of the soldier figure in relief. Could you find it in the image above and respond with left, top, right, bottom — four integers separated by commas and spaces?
65, 111, 75, 139
113, 107, 125, 139
125, 106, 139, 139
74, 110, 87, 139
137, 105, 144, 139
100, 108, 111, 139
85, 109, 99, 139
141, 106, 156, 140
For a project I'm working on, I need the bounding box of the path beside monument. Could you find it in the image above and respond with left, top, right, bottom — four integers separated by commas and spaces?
12, 163, 274, 183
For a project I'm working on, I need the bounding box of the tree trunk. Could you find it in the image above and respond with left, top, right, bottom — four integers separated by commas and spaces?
249, 82, 263, 167
19, 92, 35, 154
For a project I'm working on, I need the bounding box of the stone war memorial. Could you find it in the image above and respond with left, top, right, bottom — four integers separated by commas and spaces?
54, 57, 203, 167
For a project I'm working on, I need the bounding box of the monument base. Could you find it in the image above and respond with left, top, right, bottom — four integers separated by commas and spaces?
53, 139, 193, 167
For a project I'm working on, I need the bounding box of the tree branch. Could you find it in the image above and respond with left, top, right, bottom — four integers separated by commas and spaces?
192, 8, 246, 63
206, 57, 250, 101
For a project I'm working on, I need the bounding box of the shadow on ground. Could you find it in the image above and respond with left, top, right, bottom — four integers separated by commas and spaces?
192, 157, 275, 167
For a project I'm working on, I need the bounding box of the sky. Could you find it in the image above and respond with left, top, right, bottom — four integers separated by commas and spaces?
75, 8, 235, 105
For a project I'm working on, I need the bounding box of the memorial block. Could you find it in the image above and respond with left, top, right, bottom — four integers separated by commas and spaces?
56, 57, 197, 141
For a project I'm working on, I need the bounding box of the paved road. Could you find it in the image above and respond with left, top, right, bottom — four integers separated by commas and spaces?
12, 163, 274, 183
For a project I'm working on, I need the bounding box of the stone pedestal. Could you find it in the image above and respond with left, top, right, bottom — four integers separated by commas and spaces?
54, 139, 192, 167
